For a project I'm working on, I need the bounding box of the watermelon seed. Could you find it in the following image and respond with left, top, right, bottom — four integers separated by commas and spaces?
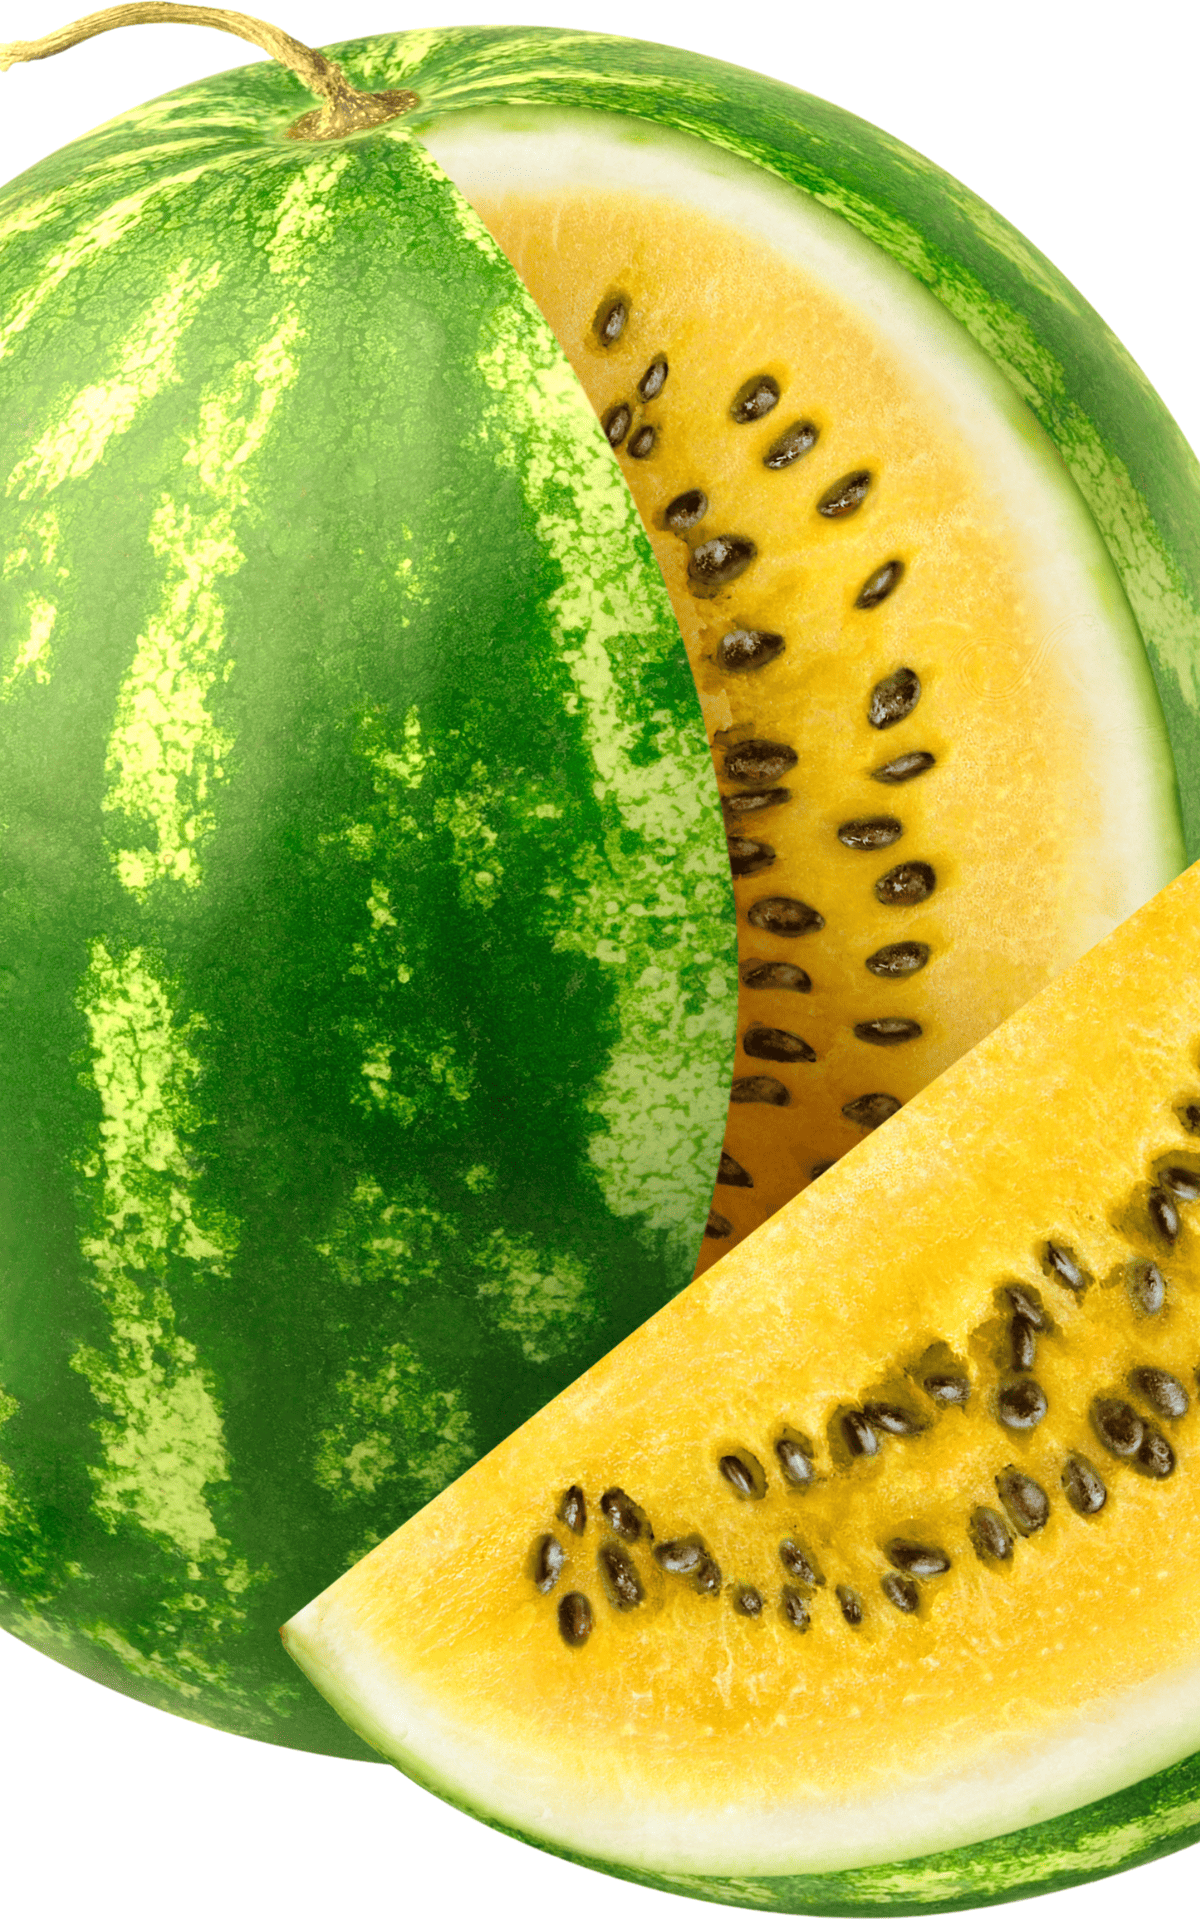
717, 1151, 754, 1188
995, 1467, 1050, 1535
856, 560, 905, 609
731, 374, 781, 422
722, 787, 792, 821
1006, 1286, 1049, 1329
842, 1411, 880, 1457
837, 1585, 864, 1625
864, 941, 931, 977
664, 488, 708, 531
728, 838, 776, 878
875, 860, 936, 906
627, 424, 656, 460
747, 898, 825, 937
638, 356, 668, 400
1179, 1103, 1200, 1134
781, 1585, 812, 1630
603, 401, 631, 447
885, 1540, 950, 1577
968, 1506, 1014, 1562
1044, 1242, 1090, 1293
779, 1539, 825, 1586
595, 296, 628, 346
809, 1161, 836, 1180
730, 1075, 790, 1106
763, 419, 818, 467
854, 1018, 923, 1046
921, 1372, 971, 1409
775, 1437, 816, 1488
1135, 1428, 1176, 1479
743, 1024, 817, 1064
705, 1209, 733, 1238
1062, 1453, 1107, 1516
997, 1378, 1047, 1431
694, 1554, 723, 1596
557, 1592, 593, 1647
1090, 1397, 1143, 1459
598, 1544, 644, 1611
1010, 1317, 1036, 1373
715, 628, 785, 673
862, 1402, 925, 1437
1129, 1262, 1166, 1315
719, 1452, 766, 1499
818, 470, 873, 518
881, 1572, 919, 1613
722, 738, 799, 785
871, 750, 936, 784
734, 1584, 765, 1617
740, 959, 811, 992
842, 1092, 902, 1130
1150, 1186, 1181, 1243
559, 1485, 587, 1534
654, 1537, 705, 1575
532, 1535, 566, 1594
868, 666, 921, 728
838, 816, 903, 850
689, 535, 758, 595
1159, 1166, 1200, 1201
1128, 1367, 1190, 1420
599, 1488, 643, 1541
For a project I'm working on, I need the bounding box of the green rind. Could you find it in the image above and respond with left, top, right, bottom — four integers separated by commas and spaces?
0, 112, 735, 1754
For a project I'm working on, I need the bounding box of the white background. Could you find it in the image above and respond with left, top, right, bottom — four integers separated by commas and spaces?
1, 2, 1199, 1916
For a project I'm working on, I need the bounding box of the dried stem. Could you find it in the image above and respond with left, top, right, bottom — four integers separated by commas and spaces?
0, 3, 418, 140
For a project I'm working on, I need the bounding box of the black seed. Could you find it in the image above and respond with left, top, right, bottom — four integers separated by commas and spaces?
886, 1540, 950, 1577
843, 1411, 879, 1457
881, 1572, 919, 1613
719, 1453, 764, 1499
1129, 1262, 1166, 1315
743, 1024, 816, 1064
1135, 1427, 1176, 1479
1150, 1186, 1181, 1243
603, 402, 631, 447
1045, 1242, 1089, 1293
776, 1438, 815, 1488
818, 469, 872, 518
922, 1372, 971, 1408
655, 1537, 704, 1575
1010, 1316, 1037, 1373
764, 419, 818, 467
599, 1488, 642, 1541
842, 1092, 902, 1130
998, 1378, 1047, 1431
722, 787, 791, 822
779, 1539, 825, 1586
689, 536, 757, 595
862, 1402, 925, 1437
664, 488, 707, 531
747, 897, 824, 937
1062, 1453, 1107, 1516
598, 1543, 644, 1610
875, 861, 935, 906
854, 1018, 923, 1047
533, 1534, 566, 1593
871, 750, 936, 784
718, 1151, 753, 1188
865, 941, 931, 978
715, 628, 785, 674
730, 1075, 789, 1106
704, 1208, 732, 1239
722, 738, 798, 785
1006, 1286, 1048, 1329
810, 1160, 835, 1180
695, 1553, 722, 1595
595, 296, 627, 346
559, 1485, 587, 1534
1181, 1104, 1200, 1134
734, 1584, 764, 1617
838, 816, 903, 850
1129, 1366, 1190, 1420
627, 424, 656, 460
1090, 1397, 1144, 1459
740, 959, 811, 993
638, 355, 667, 400
557, 1591, 593, 1646
837, 1585, 864, 1625
1160, 1165, 1200, 1201
781, 1585, 811, 1630
969, 1506, 1014, 1563
868, 666, 921, 729
856, 560, 905, 609
728, 837, 776, 878
732, 374, 780, 422
995, 1467, 1050, 1535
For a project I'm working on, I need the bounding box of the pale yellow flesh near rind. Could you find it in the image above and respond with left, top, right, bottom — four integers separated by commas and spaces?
286, 855, 1200, 1876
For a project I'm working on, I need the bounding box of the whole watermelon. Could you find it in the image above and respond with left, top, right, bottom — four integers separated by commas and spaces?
0, 45, 736, 1754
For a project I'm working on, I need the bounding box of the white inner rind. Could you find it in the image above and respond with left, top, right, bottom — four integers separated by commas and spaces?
423, 107, 1182, 945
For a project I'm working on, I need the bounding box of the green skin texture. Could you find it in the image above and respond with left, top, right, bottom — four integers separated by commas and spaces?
4, 22, 1200, 1912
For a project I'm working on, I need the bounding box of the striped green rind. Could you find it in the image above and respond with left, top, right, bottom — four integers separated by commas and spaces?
0, 107, 735, 1755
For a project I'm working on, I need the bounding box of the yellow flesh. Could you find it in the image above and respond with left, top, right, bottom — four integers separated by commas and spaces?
467, 182, 1149, 1274
286, 857, 1200, 1873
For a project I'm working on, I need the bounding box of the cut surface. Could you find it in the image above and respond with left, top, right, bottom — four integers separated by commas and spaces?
426, 109, 1183, 1270
286, 855, 1200, 1905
